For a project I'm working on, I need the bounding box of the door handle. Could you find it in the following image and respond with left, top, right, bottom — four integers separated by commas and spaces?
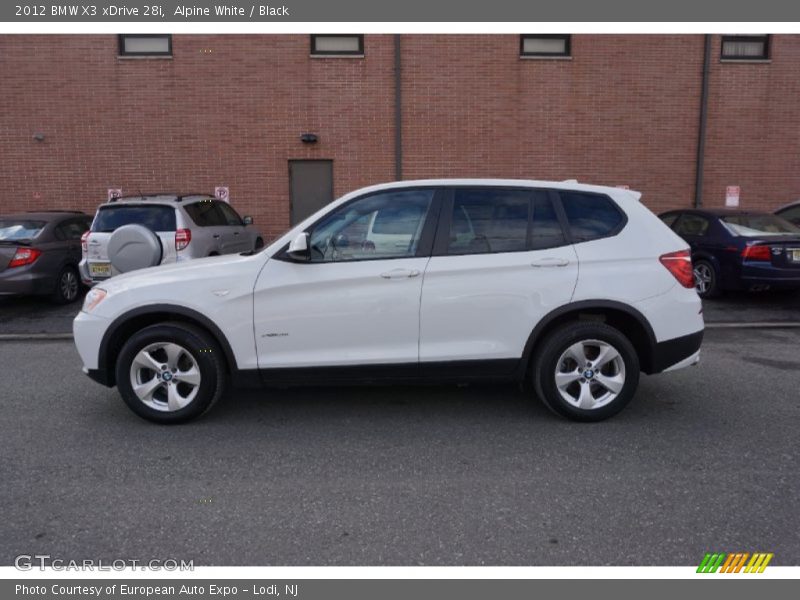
380, 268, 420, 279
212, 234, 221, 239
531, 257, 570, 268
233, 231, 240, 236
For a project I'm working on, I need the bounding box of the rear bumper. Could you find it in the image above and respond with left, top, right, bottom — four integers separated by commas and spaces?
738, 264, 800, 289
650, 329, 704, 374
0, 268, 53, 296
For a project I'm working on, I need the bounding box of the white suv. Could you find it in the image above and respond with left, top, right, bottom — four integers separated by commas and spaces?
73, 180, 703, 424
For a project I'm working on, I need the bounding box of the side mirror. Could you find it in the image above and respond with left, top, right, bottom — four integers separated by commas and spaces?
243, 215, 254, 226
286, 232, 310, 262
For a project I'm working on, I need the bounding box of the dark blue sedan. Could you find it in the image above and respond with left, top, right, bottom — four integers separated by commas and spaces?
658, 209, 800, 298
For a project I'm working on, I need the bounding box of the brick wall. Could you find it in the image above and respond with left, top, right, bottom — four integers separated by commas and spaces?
1, 34, 799, 241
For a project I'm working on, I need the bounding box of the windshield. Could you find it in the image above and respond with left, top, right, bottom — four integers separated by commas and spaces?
92, 205, 177, 233
721, 214, 800, 237
0, 220, 46, 241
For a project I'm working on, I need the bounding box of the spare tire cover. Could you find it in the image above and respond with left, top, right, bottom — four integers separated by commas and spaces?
107, 224, 163, 273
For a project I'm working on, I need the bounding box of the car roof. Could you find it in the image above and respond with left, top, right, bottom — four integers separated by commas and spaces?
775, 200, 800, 212
0, 211, 87, 221
342, 178, 642, 199
106, 193, 215, 205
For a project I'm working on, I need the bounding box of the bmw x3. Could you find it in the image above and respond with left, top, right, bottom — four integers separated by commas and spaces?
73, 179, 704, 424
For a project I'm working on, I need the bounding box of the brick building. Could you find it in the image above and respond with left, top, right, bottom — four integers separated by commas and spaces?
1, 34, 798, 241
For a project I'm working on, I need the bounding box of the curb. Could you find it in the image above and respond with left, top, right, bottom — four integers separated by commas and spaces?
2, 322, 800, 342
0, 333, 74, 341
705, 322, 800, 329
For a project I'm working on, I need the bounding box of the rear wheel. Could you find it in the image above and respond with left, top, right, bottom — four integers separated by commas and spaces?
115, 322, 226, 424
52, 265, 80, 304
693, 259, 720, 298
532, 322, 640, 422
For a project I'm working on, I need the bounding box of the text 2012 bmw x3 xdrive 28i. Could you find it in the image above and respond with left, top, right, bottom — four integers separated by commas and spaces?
73, 180, 704, 424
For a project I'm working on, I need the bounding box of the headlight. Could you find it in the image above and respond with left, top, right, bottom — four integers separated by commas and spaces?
82, 288, 107, 312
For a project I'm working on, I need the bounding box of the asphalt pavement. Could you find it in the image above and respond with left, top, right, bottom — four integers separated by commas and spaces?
0, 328, 798, 566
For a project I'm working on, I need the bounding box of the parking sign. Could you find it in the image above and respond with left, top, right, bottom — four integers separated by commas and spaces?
725, 186, 740, 207
215, 186, 230, 203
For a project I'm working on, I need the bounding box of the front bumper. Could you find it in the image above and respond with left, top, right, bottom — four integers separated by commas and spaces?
73, 310, 113, 385
651, 329, 704, 373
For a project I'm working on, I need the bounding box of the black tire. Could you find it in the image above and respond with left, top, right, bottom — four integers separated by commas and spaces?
115, 322, 227, 424
255, 237, 264, 250
51, 265, 81, 304
532, 321, 640, 422
693, 259, 720, 299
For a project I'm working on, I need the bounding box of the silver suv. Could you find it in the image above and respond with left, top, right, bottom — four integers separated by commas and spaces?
79, 194, 263, 284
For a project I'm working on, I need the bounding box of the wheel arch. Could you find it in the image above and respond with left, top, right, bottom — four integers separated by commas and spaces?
97, 304, 238, 387
520, 300, 658, 377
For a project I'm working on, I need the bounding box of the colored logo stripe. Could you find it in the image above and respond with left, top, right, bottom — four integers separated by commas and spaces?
697, 552, 773, 573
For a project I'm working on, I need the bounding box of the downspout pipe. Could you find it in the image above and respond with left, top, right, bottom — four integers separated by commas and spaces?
694, 34, 711, 208
394, 34, 403, 180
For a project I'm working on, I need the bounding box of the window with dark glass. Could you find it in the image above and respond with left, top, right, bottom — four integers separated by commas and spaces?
184, 201, 225, 227
674, 214, 711, 237
520, 34, 571, 57
448, 189, 530, 255
530, 195, 566, 250
308, 189, 433, 262
721, 35, 769, 60
560, 192, 624, 242
216, 201, 244, 226
118, 34, 172, 57
310, 35, 364, 56
659, 212, 681, 228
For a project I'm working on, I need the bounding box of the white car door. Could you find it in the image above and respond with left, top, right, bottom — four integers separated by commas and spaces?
420, 187, 578, 366
253, 188, 440, 369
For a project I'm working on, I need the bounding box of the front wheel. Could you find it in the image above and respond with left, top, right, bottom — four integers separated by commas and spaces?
115, 322, 226, 424
532, 322, 640, 422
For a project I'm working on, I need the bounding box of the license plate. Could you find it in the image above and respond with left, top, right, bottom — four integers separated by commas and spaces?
791, 249, 800, 262
89, 262, 112, 278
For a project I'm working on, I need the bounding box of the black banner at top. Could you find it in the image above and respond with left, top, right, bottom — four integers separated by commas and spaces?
3, 0, 800, 22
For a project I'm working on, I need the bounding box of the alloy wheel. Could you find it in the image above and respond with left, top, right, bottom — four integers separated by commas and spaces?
554, 339, 627, 410
129, 342, 202, 412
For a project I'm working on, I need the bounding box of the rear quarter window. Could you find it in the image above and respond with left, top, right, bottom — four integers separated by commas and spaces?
559, 192, 625, 242
92, 205, 177, 233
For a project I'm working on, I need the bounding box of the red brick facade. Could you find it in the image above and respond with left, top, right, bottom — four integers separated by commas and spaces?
1, 34, 798, 240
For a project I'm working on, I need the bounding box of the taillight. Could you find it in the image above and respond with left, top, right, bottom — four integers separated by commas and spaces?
8, 247, 42, 269
175, 228, 191, 251
659, 250, 694, 288
741, 245, 771, 261
81, 230, 90, 254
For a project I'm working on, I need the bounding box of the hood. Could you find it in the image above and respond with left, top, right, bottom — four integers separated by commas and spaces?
98, 252, 265, 294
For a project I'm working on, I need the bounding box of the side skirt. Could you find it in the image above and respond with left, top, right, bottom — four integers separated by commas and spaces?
233, 359, 522, 388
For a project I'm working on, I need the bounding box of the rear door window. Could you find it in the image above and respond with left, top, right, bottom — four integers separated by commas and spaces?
57, 218, 90, 240
530, 194, 566, 250
674, 214, 711, 237
184, 201, 226, 227
447, 189, 530, 255
92, 205, 177, 232
659, 212, 681, 228
559, 192, 625, 242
